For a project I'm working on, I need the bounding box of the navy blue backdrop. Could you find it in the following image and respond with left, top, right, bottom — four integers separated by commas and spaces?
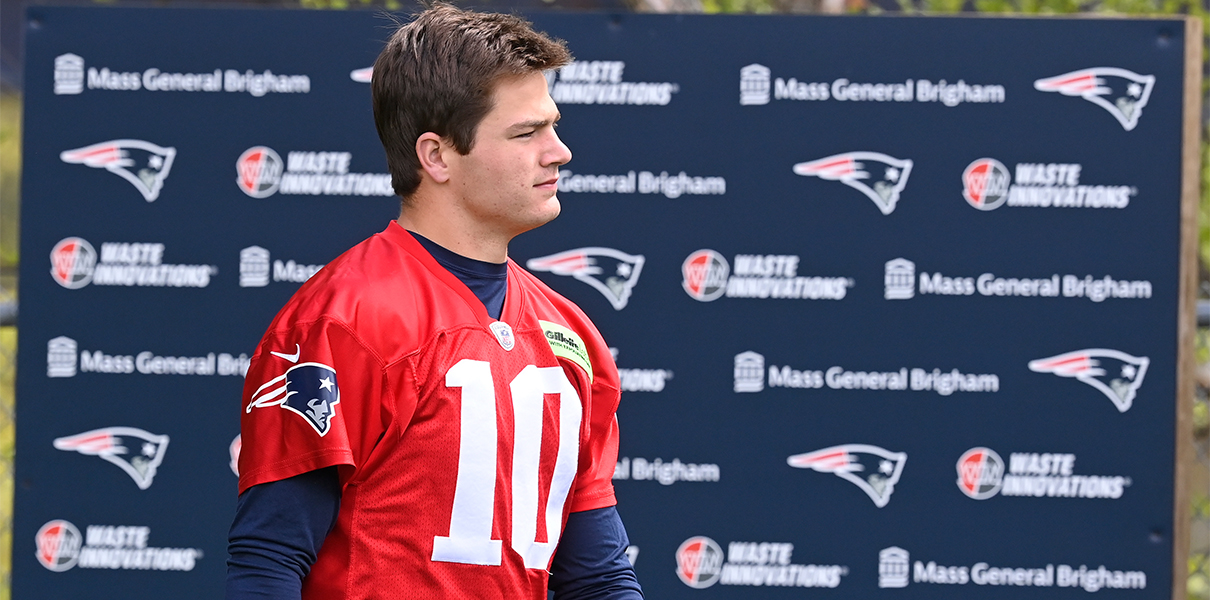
17, 7, 1193, 598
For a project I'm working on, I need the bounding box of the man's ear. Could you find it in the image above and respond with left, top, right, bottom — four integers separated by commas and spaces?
416, 132, 451, 184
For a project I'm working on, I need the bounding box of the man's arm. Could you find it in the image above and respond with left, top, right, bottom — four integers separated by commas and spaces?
548, 506, 643, 600
226, 467, 341, 599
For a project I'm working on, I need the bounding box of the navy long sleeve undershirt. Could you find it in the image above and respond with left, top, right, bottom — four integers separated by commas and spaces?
226, 232, 642, 599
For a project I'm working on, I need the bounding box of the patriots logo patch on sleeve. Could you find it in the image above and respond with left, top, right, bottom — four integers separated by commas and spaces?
53, 427, 170, 490
793, 152, 913, 215
1033, 68, 1155, 131
787, 444, 907, 508
1028, 348, 1149, 413
526, 247, 645, 310
59, 139, 176, 202
247, 362, 341, 436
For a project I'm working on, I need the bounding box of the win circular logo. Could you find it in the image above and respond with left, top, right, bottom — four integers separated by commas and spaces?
35, 520, 82, 572
236, 146, 283, 198
50, 237, 96, 289
676, 536, 724, 588
682, 250, 729, 302
956, 447, 1004, 500
962, 158, 1010, 211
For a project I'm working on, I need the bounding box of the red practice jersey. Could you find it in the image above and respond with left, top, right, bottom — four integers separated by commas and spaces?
238, 222, 622, 599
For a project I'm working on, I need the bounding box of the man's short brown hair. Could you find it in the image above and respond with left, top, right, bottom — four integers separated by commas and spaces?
372, 5, 572, 199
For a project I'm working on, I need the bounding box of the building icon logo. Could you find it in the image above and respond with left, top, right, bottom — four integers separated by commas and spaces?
740, 64, 771, 106
878, 546, 909, 588
47, 336, 78, 378
884, 258, 915, 300
240, 246, 271, 288
54, 53, 85, 95
734, 351, 765, 393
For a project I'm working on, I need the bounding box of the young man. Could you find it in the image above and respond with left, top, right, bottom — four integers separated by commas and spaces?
226, 6, 643, 599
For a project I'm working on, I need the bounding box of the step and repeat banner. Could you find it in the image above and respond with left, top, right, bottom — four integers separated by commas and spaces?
17, 6, 1195, 599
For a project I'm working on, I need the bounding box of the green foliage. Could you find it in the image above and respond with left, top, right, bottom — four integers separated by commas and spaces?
702, 0, 775, 14
0, 94, 18, 274
299, 0, 404, 10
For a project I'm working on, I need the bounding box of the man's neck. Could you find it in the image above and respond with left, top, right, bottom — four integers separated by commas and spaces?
396, 208, 510, 264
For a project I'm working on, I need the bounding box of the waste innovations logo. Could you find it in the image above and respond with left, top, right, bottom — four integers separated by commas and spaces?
46, 336, 250, 378
787, 444, 907, 507
878, 547, 1147, 591
556, 168, 726, 199
53, 53, 310, 97
236, 147, 393, 198
239, 246, 324, 288
526, 248, 645, 310
1029, 349, 1149, 412
546, 60, 679, 106
35, 520, 202, 572
682, 251, 852, 302
50, 238, 217, 289
50, 238, 96, 289
614, 456, 719, 484
677, 536, 725, 588
793, 152, 913, 215
962, 158, 1135, 210
734, 351, 1000, 397
60, 139, 175, 202
1034, 68, 1154, 131
676, 536, 847, 589
53, 427, 169, 490
955, 447, 1004, 500
883, 258, 1152, 302
739, 63, 1005, 107
956, 447, 1130, 500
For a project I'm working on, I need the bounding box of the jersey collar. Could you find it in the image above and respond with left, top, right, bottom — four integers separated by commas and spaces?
382, 221, 524, 328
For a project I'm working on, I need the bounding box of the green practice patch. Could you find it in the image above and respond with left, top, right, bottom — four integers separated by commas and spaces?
539, 320, 592, 383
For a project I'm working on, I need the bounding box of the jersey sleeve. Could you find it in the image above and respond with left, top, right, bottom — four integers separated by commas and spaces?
238, 317, 388, 494
568, 331, 622, 513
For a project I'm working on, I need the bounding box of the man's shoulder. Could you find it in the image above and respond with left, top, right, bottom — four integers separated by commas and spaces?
262, 228, 452, 355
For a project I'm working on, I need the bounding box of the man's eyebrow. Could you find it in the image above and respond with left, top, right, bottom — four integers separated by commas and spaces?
507, 114, 562, 131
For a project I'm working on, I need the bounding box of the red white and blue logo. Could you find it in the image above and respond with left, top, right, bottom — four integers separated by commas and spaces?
955, 447, 1004, 500
793, 152, 913, 215
527, 247, 645, 310
247, 361, 341, 435
236, 146, 284, 198
675, 536, 724, 588
35, 520, 82, 572
1034, 68, 1155, 131
1028, 348, 1148, 413
53, 427, 170, 490
60, 139, 176, 202
788, 444, 907, 508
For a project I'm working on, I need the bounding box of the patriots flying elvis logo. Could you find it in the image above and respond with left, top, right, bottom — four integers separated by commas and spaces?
53, 427, 169, 490
793, 152, 913, 215
247, 362, 341, 436
60, 139, 176, 202
527, 247, 645, 310
1028, 348, 1149, 413
1034, 68, 1155, 131
787, 444, 907, 508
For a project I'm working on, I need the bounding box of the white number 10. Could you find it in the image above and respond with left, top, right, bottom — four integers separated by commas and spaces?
431, 359, 583, 569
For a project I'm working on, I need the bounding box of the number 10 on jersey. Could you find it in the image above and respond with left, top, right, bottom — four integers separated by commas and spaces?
432, 359, 583, 569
